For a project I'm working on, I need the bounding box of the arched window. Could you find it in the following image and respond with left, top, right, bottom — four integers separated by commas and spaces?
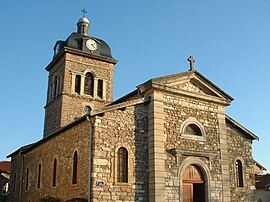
97, 79, 103, 99
236, 160, 244, 187
37, 163, 41, 189
185, 124, 202, 136
117, 147, 128, 183
72, 151, 78, 184
75, 75, 81, 94
84, 72, 94, 96
52, 158, 57, 187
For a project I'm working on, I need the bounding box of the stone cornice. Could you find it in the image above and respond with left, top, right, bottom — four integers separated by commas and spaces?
45, 47, 118, 71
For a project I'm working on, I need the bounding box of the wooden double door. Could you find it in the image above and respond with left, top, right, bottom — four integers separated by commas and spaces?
182, 165, 205, 202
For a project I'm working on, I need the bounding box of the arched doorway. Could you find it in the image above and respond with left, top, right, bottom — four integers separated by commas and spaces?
182, 164, 205, 202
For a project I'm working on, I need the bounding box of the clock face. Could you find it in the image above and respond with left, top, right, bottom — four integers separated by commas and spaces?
86, 39, 97, 51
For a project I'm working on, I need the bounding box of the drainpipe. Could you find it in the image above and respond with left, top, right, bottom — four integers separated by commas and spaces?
87, 114, 94, 202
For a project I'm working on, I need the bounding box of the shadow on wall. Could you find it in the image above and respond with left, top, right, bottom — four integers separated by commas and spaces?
134, 104, 149, 201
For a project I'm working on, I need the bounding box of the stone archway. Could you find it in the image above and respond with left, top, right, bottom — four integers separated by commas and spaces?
182, 164, 205, 202
178, 157, 211, 202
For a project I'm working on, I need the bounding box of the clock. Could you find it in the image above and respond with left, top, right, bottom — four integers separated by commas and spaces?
86, 39, 97, 51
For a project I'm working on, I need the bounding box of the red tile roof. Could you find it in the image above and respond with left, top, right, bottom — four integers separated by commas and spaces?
0, 161, 10, 173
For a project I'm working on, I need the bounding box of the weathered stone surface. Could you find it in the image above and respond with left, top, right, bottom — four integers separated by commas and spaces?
227, 121, 256, 202
9, 120, 90, 202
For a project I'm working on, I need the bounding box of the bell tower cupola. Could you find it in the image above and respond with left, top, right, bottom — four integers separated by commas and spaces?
43, 14, 117, 137
77, 17, 90, 36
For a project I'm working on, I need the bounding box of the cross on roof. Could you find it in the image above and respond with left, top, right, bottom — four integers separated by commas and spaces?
81, 8, 87, 17
187, 56, 195, 71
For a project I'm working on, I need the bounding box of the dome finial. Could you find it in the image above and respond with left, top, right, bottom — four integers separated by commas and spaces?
77, 9, 90, 36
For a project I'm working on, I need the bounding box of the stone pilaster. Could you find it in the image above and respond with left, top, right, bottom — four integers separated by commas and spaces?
217, 106, 231, 201
148, 91, 166, 202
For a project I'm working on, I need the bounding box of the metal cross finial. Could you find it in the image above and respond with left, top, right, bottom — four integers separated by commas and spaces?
81, 8, 87, 17
187, 56, 195, 71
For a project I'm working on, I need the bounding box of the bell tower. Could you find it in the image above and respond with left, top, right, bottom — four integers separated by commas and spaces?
43, 16, 117, 137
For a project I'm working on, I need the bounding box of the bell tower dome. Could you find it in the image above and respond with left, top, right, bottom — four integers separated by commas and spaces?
43, 15, 117, 137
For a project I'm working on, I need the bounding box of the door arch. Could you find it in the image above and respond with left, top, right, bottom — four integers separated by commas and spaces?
178, 157, 210, 202
182, 164, 205, 202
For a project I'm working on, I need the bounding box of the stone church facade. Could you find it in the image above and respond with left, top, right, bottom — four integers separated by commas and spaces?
8, 16, 258, 202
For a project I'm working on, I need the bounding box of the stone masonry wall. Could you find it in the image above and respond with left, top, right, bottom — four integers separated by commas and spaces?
163, 94, 223, 201
227, 121, 256, 202
10, 120, 90, 202
91, 103, 148, 201
60, 53, 115, 132
44, 59, 65, 136
9, 154, 23, 202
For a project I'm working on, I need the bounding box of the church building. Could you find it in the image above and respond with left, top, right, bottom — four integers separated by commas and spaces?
8, 16, 259, 202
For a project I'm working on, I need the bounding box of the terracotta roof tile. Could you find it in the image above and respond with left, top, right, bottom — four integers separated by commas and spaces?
0, 161, 10, 173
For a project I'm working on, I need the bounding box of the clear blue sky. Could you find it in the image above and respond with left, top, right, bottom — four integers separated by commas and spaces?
0, 1, 269, 171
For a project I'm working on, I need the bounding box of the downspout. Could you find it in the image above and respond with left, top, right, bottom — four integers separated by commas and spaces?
87, 114, 94, 202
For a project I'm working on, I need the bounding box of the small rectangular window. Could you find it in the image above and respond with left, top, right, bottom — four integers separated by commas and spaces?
25, 168, 29, 190
97, 79, 103, 99
75, 75, 81, 94
52, 159, 57, 187
37, 164, 41, 189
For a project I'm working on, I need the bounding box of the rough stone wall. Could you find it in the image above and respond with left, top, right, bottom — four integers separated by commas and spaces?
91, 103, 148, 201
44, 53, 115, 137
10, 120, 90, 202
227, 122, 256, 202
44, 59, 65, 136
163, 93, 223, 201
9, 154, 23, 202
65, 53, 114, 102
61, 53, 115, 132
44, 95, 63, 136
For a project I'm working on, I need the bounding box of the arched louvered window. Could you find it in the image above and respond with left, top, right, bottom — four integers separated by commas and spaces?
236, 160, 244, 187
52, 158, 57, 187
37, 163, 41, 189
185, 124, 202, 136
97, 79, 103, 99
84, 72, 94, 96
72, 151, 78, 184
117, 147, 128, 183
75, 75, 81, 94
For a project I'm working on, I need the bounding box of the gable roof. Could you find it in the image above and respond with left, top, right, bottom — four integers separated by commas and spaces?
254, 160, 267, 171
150, 70, 234, 101
225, 115, 259, 140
